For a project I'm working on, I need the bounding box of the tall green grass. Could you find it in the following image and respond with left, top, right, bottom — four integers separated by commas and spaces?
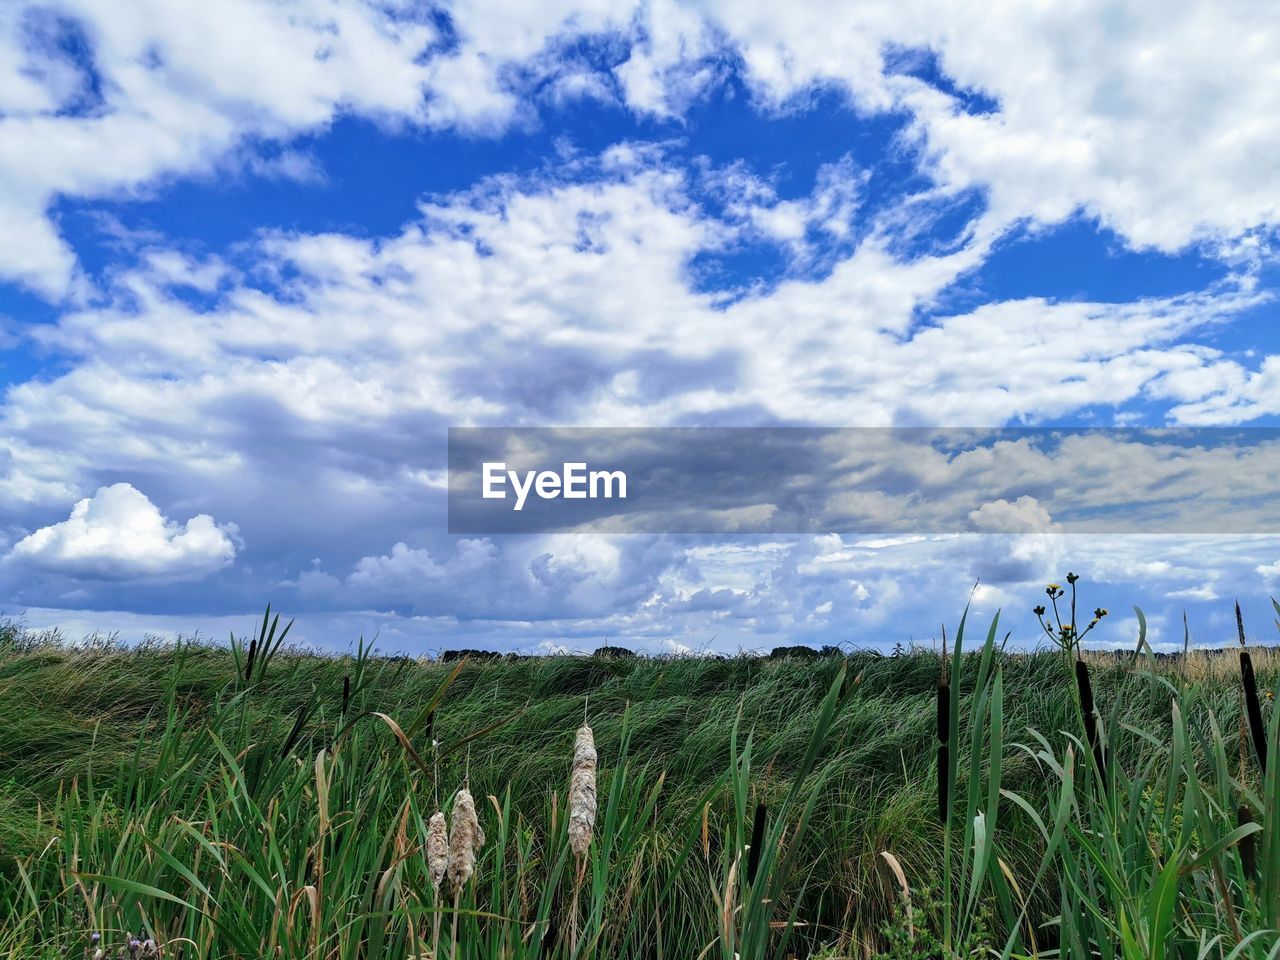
1, 598, 1278, 958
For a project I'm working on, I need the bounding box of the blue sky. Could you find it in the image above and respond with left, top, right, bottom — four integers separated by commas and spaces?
3, 0, 1280, 654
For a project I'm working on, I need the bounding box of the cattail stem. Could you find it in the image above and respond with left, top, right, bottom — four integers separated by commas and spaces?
746, 802, 767, 884
341, 674, 350, 715
450, 889, 460, 960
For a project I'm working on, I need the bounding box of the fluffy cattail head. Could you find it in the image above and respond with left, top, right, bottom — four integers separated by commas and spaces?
426, 810, 449, 890
447, 788, 482, 888
568, 725, 597, 858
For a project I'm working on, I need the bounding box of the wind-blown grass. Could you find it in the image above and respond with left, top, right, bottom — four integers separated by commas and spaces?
1, 604, 1278, 958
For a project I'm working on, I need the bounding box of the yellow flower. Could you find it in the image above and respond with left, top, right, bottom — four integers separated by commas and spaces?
1047, 583, 1061, 591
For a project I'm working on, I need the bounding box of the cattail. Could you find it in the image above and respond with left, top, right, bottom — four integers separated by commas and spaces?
1237, 602, 1268, 772
244, 634, 259, 681
746, 802, 767, 884
426, 811, 449, 890
1238, 803, 1257, 877
936, 679, 950, 745
1241, 652, 1267, 772
568, 725, 597, 857
341, 674, 351, 715
1075, 659, 1107, 783
936, 745, 949, 823
280, 704, 308, 759
447, 788, 482, 888
936, 652, 950, 824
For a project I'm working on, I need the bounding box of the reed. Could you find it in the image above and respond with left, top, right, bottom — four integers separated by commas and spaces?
1238, 601, 1269, 772
2, 598, 1279, 958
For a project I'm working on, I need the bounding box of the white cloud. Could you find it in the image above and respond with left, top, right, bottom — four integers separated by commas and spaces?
1166, 584, 1219, 601
347, 539, 498, 591
5, 0, 1280, 298
0, 0, 438, 295
1255, 559, 1280, 581
3, 2, 1280, 648
417, 0, 1280, 251
967, 497, 1056, 534
8, 482, 238, 579
0, 154, 1268, 523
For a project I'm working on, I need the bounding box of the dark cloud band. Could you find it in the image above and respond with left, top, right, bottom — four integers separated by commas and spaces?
449, 427, 1280, 534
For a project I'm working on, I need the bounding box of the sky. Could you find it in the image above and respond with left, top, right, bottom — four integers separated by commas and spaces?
3, 0, 1280, 655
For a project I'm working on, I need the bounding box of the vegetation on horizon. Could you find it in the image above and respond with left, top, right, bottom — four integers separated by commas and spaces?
1, 579, 1279, 958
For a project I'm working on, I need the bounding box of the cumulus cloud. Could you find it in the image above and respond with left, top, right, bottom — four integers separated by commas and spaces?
0, 145, 1270, 648
0, 0, 438, 295
8, 482, 238, 579
0, 156, 1265, 517
3, 1, 1280, 650
5, 0, 1280, 298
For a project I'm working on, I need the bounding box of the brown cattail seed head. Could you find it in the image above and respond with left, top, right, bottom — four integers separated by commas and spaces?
1241, 650, 1268, 773
568, 725, 597, 857
1238, 803, 1258, 877
447, 789, 482, 888
1075, 660, 1107, 783
936, 744, 949, 823
426, 811, 448, 890
746, 802, 767, 884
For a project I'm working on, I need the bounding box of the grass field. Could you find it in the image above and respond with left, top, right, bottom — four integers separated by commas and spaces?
1, 594, 1279, 959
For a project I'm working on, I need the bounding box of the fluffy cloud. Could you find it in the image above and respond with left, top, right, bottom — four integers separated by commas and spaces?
419, 0, 1280, 251
0, 0, 438, 295
3, 1, 1280, 650
6, 0, 1280, 297
8, 482, 238, 579
1, 157, 1264, 508
0, 151, 1269, 645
